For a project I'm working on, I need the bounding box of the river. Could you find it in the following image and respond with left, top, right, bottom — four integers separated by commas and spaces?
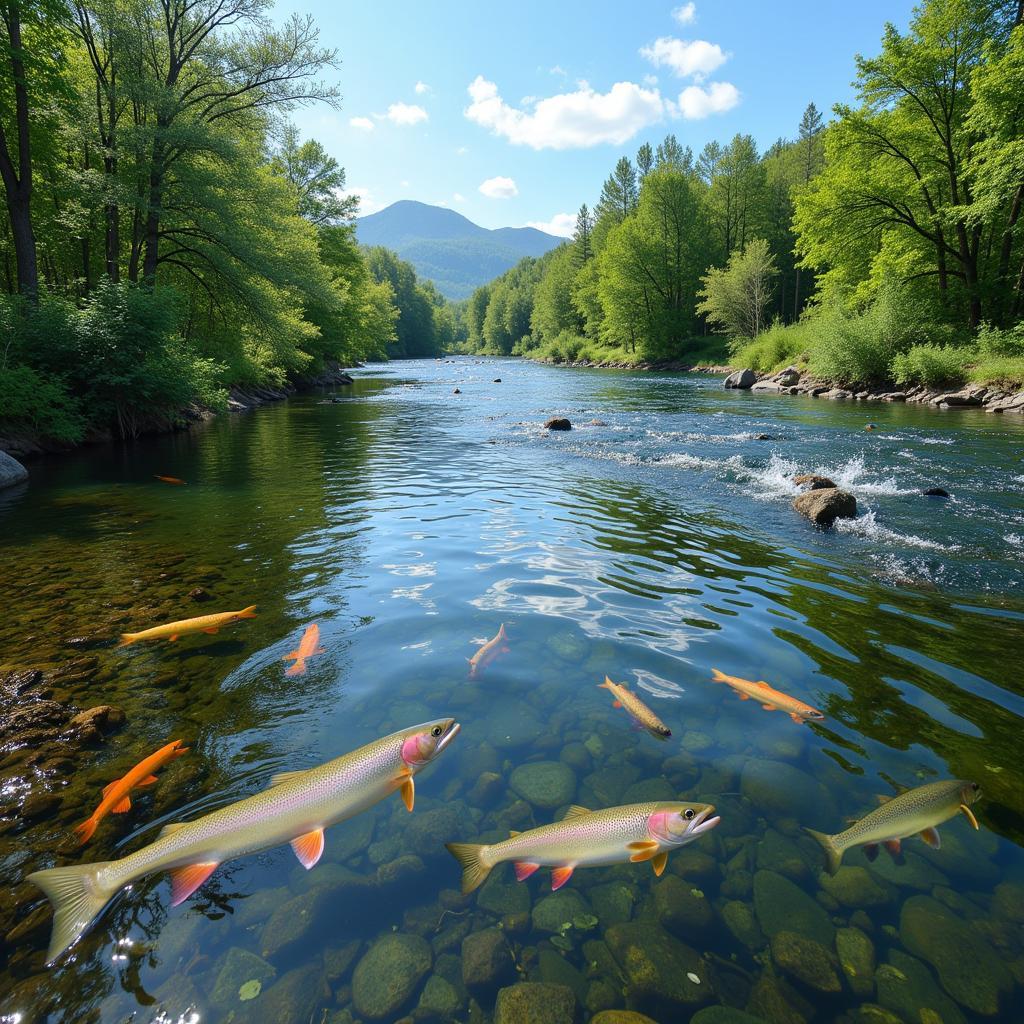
1, 356, 1022, 1023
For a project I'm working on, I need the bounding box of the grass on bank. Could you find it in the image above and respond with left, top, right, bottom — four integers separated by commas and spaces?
514, 329, 731, 367
728, 289, 1024, 390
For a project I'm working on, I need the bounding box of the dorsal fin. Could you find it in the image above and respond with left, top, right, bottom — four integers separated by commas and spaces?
562, 805, 592, 821
267, 769, 308, 789
509, 830, 522, 838
158, 822, 188, 839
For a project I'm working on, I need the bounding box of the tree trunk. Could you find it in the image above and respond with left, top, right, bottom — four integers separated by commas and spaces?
997, 185, 1022, 323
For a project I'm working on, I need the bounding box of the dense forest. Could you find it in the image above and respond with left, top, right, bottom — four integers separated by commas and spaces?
0, 0, 451, 445
460, 0, 1024, 390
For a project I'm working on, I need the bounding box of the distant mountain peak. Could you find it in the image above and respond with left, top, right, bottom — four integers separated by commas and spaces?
355, 201, 562, 300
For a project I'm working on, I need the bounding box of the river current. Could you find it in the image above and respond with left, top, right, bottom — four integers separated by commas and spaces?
1, 357, 1022, 1023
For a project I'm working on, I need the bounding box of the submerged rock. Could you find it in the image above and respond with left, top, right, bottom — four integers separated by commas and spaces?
591, 1011, 658, 1024
691, 1009, 770, 1024
494, 982, 576, 1024
900, 894, 1012, 1016
246, 963, 323, 1024
792, 487, 857, 527
417, 974, 462, 1020
544, 417, 572, 431
753, 869, 835, 945
351, 933, 432, 1020
531, 889, 590, 934
210, 947, 277, 1010
653, 874, 714, 935
836, 925, 876, 997
819, 866, 893, 908
770, 930, 842, 993
724, 369, 756, 389
875, 951, 966, 1024
740, 759, 836, 824
509, 761, 576, 809
922, 487, 950, 497
0, 450, 28, 490
462, 928, 515, 996
605, 921, 711, 1017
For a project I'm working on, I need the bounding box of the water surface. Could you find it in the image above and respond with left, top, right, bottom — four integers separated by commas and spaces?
1, 358, 1022, 1023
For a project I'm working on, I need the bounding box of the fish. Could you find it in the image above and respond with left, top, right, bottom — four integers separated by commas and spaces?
153, 475, 186, 485
119, 606, 258, 645
711, 668, 824, 724
804, 779, 981, 876
467, 623, 509, 678
74, 739, 190, 845
445, 800, 719, 894
282, 623, 325, 677
598, 676, 671, 739
28, 718, 460, 963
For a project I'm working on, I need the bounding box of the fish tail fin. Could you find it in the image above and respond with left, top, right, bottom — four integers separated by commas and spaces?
444, 842, 492, 894
118, 634, 137, 647
282, 650, 299, 661
284, 661, 305, 678
238, 605, 258, 619
710, 669, 728, 683
598, 676, 614, 690
28, 861, 117, 963
73, 817, 98, 845
498, 623, 508, 639
803, 827, 843, 876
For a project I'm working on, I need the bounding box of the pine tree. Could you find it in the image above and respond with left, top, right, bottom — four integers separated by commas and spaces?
596, 157, 639, 224
793, 102, 824, 317
574, 204, 594, 265
636, 142, 654, 180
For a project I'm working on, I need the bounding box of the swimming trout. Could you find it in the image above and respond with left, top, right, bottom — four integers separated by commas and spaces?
805, 779, 981, 875
120, 606, 258, 645
29, 718, 460, 963
598, 676, 671, 738
283, 623, 325, 677
74, 739, 190, 845
446, 800, 719, 893
467, 623, 509, 678
711, 668, 824, 723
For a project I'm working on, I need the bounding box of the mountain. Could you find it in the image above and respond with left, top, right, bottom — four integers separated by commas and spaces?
355, 200, 563, 300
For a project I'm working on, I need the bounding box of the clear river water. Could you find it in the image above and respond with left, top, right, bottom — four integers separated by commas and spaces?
1, 356, 1023, 1024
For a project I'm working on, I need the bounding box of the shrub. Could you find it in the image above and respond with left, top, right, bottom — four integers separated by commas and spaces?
891, 344, 969, 387
0, 365, 85, 442
729, 320, 811, 372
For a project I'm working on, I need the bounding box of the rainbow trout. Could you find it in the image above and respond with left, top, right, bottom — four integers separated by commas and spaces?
446, 800, 719, 893
805, 779, 981, 875
29, 719, 460, 963
598, 676, 671, 738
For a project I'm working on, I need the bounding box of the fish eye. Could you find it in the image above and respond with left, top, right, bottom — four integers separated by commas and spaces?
683, 808, 695, 820
431, 725, 443, 737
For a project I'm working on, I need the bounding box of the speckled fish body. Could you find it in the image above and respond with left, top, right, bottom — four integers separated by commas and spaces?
598, 677, 671, 738
711, 668, 824, 723
29, 719, 460, 963
805, 779, 981, 875
446, 801, 719, 893
120, 606, 258, 644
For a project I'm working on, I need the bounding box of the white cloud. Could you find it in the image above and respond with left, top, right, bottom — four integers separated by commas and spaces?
479, 175, 519, 199
550, 64, 567, 77
643, 73, 659, 87
640, 37, 727, 80
400, 179, 410, 187
465, 75, 663, 150
672, 2, 697, 24
385, 102, 428, 125
453, 192, 466, 202
349, 116, 375, 132
414, 81, 430, 95
677, 81, 740, 118
525, 212, 575, 238
342, 186, 383, 215
456, 146, 468, 155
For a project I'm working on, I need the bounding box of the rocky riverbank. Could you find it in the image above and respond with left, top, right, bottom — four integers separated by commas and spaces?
725, 365, 1024, 414
0, 361, 356, 470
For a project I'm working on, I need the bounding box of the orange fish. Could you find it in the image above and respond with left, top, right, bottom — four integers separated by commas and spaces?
468, 624, 509, 678
711, 669, 824, 724
283, 623, 325, 677
154, 475, 186, 485
120, 606, 257, 644
74, 739, 189, 844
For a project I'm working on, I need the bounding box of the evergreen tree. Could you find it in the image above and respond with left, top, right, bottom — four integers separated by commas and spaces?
636, 142, 654, 180
574, 204, 594, 266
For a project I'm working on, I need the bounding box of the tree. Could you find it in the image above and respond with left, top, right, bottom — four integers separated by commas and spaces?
636, 141, 653, 180
792, 102, 824, 316
272, 124, 356, 226
697, 238, 778, 338
705, 134, 766, 263
530, 244, 581, 342
596, 156, 638, 225
573, 203, 594, 266
656, 133, 687, 169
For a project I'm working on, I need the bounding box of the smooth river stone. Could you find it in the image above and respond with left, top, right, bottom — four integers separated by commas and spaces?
351, 933, 432, 1020
509, 761, 576, 808
753, 869, 835, 945
740, 758, 837, 823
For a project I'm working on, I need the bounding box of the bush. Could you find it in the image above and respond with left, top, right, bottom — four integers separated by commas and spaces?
729, 320, 811, 372
0, 365, 84, 442
976, 321, 1024, 358
890, 344, 969, 387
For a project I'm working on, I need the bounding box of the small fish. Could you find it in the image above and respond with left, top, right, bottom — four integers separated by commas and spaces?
282, 624, 325, 677
120, 606, 257, 645
598, 676, 671, 738
153, 475, 186, 485
74, 740, 189, 845
467, 623, 509, 678
29, 718, 460, 963
446, 800, 719, 894
805, 779, 981, 875
711, 668, 824, 724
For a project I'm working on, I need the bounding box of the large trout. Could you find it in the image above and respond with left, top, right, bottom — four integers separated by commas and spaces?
29, 718, 460, 963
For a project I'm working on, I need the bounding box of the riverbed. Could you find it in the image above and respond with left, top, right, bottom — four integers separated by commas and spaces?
1, 357, 1022, 1022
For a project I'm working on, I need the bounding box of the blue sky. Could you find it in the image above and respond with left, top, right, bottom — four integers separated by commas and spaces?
280, 0, 917, 236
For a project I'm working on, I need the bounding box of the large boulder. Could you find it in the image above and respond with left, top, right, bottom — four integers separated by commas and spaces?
724, 369, 756, 389
752, 870, 835, 946
770, 931, 842, 993
509, 761, 576, 809
461, 928, 515, 997
494, 982, 576, 1024
351, 933, 432, 1020
793, 487, 857, 527
792, 473, 836, 490
544, 417, 572, 431
0, 450, 28, 490
776, 366, 801, 386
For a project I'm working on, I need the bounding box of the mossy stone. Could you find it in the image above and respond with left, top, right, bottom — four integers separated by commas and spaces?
509, 761, 576, 809
537, 948, 588, 1001
351, 933, 432, 1020
478, 870, 531, 917
836, 925, 875, 997
753, 869, 834, 945
653, 874, 713, 935
691, 1009, 772, 1024
245, 964, 323, 1024
819, 866, 892, 908
721, 900, 765, 951
756, 829, 811, 881
588, 881, 636, 925
770, 930, 841, 993
417, 974, 462, 1021
532, 889, 591, 933
461, 928, 515, 995
493, 982, 576, 1024
591, 1013, 659, 1024
209, 947, 276, 1010
740, 759, 836, 823
875, 951, 965, 1024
